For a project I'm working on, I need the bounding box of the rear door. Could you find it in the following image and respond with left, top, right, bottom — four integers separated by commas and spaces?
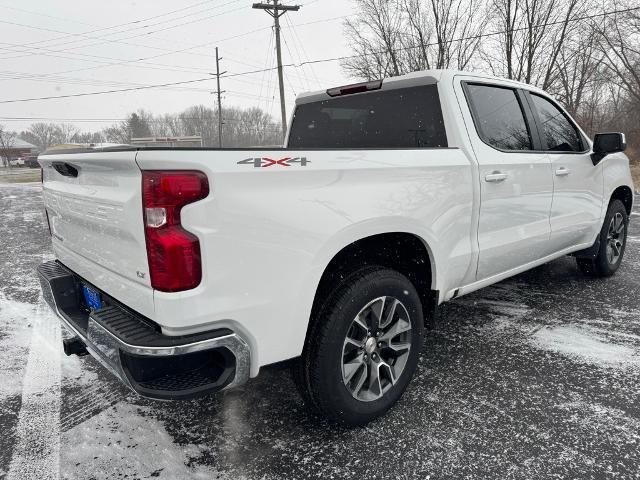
525, 92, 604, 250
461, 81, 554, 280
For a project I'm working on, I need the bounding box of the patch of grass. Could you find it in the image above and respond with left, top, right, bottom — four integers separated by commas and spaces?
0, 168, 41, 184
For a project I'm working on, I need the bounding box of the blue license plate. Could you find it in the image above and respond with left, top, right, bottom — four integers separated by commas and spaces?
82, 284, 103, 311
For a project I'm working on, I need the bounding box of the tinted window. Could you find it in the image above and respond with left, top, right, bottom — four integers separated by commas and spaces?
530, 94, 583, 152
465, 84, 532, 151
287, 85, 447, 149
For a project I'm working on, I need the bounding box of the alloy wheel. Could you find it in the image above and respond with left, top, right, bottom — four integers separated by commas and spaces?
341, 296, 412, 402
606, 212, 625, 265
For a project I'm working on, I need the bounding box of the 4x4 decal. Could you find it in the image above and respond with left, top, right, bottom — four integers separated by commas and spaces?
237, 157, 310, 168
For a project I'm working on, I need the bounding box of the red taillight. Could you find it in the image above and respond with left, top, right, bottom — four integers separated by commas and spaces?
142, 171, 209, 292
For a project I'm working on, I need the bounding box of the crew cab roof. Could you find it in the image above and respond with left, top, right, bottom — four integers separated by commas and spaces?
295, 69, 545, 105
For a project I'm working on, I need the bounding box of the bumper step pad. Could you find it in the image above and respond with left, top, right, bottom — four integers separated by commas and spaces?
92, 305, 232, 348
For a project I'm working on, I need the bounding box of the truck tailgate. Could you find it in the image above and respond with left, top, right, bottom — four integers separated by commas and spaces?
39, 150, 154, 317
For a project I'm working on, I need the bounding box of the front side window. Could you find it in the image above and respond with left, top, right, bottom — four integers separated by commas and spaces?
530, 94, 583, 152
465, 83, 533, 151
287, 85, 447, 149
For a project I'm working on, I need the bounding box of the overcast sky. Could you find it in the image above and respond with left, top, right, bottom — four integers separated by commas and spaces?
0, 0, 355, 133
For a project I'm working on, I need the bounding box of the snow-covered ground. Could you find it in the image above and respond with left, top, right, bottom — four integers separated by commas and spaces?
1, 182, 639, 479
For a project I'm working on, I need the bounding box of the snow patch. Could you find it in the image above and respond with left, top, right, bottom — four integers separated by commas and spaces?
533, 325, 639, 367
0, 294, 47, 399
61, 402, 225, 480
5, 296, 62, 480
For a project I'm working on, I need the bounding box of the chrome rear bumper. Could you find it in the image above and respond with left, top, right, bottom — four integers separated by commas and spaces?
38, 260, 251, 400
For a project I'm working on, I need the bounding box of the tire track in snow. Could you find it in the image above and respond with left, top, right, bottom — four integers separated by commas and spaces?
6, 298, 62, 480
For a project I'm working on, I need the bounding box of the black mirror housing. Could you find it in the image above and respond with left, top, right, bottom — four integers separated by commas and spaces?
591, 132, 626, 165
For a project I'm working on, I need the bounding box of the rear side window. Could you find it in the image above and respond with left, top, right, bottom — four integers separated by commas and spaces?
287, 85, 447, 149
465, 83, 533, 151
530, 94, 584, 152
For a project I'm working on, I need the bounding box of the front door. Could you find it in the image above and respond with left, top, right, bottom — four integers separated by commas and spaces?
525, 93, 604, 250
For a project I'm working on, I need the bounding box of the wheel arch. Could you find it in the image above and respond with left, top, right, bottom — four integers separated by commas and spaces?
308, 232, 437, 333
609, 185, 634, 215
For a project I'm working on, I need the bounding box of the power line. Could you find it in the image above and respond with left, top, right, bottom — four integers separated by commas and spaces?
0, 6, 343, 81
0, 2, 252, 64
1, 5, 638, 105
284, 13, 322, 88
0, 77, 214, 104
0, 2, 245, 62
0, 28, 273, 80
0, 0, 218, 52
298, 5, 640, 67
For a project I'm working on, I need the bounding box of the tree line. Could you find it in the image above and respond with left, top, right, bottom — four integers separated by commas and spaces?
343, 0, 640, 168
9, 104, 283, 153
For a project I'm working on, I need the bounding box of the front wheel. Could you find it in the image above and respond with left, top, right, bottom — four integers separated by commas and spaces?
577, 199, 629, 277
293, 267, 424, 426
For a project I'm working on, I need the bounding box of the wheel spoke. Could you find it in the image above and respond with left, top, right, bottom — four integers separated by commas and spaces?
380, 318, 411, 344
368, 361, 383, 399
380, 298, 398, 330
613, 241, 622, 257
352, 366, 367, 396
387, 341, 411, 355
343, 354, 365, 384
368, 297, 385, 333
379, 360, 396, 386
353, 315, 369, 333
344, 336, 364, 349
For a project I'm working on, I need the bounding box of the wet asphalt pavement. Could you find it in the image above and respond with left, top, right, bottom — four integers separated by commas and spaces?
1, 181, 639, 480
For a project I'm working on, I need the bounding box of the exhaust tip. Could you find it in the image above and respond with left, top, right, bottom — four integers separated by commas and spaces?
63, 337, 89, 357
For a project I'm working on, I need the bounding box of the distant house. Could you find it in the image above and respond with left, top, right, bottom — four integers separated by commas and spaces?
0, 138, 38, 166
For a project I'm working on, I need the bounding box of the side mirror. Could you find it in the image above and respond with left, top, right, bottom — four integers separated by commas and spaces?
591, 132, 626, 165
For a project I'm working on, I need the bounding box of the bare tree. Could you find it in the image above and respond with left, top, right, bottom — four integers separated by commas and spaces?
487, 0, 587, 89
343, 0, 404, 79
0, 124, 17, 168
553, 27, 603, 117
101, 104, 281, 147
342, 0, 484, 79
70, 131, 106, 145
20, 123, 60, 151
595, 0, 640, 103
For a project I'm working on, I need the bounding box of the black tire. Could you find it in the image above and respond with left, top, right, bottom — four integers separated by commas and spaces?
577, 199, 628, 277
293, 266, 424, 426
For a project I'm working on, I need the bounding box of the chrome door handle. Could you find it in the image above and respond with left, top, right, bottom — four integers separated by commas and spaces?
555, 167, 571, 176
485, 172, 508, 183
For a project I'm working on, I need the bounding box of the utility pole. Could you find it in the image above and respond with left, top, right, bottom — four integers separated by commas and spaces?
252, 0, 300, 139
213, 46, 226, 148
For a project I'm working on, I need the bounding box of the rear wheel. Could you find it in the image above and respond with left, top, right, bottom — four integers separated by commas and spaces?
577, 199, 628, 277
293, 267, 424, 426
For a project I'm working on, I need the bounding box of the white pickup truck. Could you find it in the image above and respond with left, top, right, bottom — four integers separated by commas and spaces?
38, 70, 634, 425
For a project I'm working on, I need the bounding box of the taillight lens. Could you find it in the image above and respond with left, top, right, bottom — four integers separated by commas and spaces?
142, 171, 209, 292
